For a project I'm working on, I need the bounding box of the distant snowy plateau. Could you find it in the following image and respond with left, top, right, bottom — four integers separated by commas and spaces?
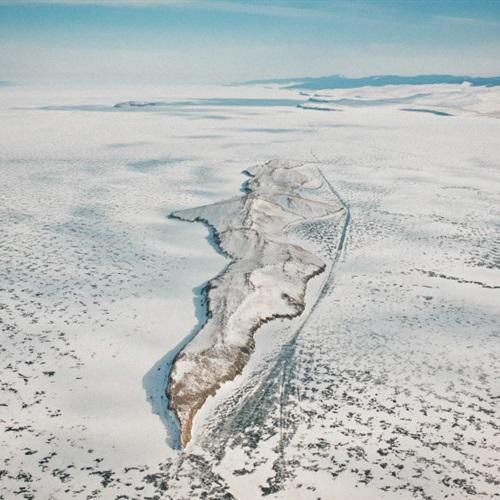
1, 82, 499, 499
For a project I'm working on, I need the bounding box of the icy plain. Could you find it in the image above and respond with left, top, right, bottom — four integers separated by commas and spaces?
1, 82, 499, 499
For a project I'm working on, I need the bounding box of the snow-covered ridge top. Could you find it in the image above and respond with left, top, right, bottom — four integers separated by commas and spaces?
167, 160, 344, 447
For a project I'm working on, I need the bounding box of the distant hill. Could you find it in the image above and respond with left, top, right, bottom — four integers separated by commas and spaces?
243, 74, 500, 90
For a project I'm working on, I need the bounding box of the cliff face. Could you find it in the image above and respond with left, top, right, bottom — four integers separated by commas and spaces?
167, 160, 343, 447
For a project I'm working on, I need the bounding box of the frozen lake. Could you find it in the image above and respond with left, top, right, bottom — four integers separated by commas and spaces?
1, 82, 499, 499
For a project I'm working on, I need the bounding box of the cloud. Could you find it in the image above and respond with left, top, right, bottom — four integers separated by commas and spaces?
436, 15, 500, 28
0, 0, 188, 7
0, 0, 333, 19
0, 0, 187, 4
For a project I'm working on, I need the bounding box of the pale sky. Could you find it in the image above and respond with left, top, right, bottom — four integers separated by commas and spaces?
1, 0, 500, 85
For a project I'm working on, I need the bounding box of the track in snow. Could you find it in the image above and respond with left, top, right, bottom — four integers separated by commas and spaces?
169, 164, 350, 494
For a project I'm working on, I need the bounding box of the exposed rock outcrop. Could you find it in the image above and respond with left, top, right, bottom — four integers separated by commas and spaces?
167, 160, 343, 447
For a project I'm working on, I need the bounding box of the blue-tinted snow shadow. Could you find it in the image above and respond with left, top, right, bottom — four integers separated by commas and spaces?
302, 93, 429, 108
127, 157, 188, 172
400, 108, 453, 116
298, 104, 341, 112
142, 281, 210, 450
142, 213, 231, 449
107, 141, 152, 149
40, 98, 303, 114
237, 127, 314, 134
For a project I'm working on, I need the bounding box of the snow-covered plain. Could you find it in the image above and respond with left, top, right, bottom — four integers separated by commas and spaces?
1, 82, 499, 499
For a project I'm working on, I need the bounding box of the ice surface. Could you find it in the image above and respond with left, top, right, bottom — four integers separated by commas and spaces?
1, 82, 499, 499
295, 83, 500, 117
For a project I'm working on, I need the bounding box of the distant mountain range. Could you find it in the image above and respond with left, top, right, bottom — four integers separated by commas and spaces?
243, 74, 500, 90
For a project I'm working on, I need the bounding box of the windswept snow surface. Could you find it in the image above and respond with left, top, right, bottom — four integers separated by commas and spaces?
1, 83, 499, 499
